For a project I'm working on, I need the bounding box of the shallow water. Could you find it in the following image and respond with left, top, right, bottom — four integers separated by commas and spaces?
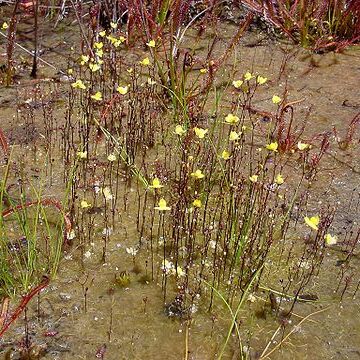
0, 8, 359, 360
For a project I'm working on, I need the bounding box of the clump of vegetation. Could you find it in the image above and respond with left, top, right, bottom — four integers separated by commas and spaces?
0, 1, 359, 358
241, 0, 360, 51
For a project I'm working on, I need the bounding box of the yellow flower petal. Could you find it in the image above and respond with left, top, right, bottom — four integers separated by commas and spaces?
140, 57, 150, 66
107, 154, 117, 162
324, 233, 337, 245
147, 39, 156, 47
229, 131, 240, 141
93, 41, 104, 50
225, 113, 239, 125
175, 125, 186, 136
95, 49, 103, 58
71, 79, 86, 90
266, 142, 278, 152
272, 95, 282, 104
194, 127, 208, 139
149, 177, 163, 189
193, 199, 202, 208
154, 198, 171, 211
232, 80, 243, 88
80, 200, 91, 209
297, 141, 309, 150
191, 169, 205, 179
91, 91, 103, 101
249, 174, 258, 183
89, 62, 100, 72
304, 216, 320, 231
117, 85, 129, 95
79, 55, 89, 65
77, 151, 87, 159
257, 75, 267, 85
221, 150, 231, 160
244, 72, 253, 81
275, 174, 284, 185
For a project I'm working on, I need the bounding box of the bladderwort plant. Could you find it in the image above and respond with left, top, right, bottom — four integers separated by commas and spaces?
63, 7, 339, 324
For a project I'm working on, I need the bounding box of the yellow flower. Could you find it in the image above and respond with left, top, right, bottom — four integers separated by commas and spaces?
140, 57, 150, 66
91, 91, 103, 101
324, 233, 337, 245
67, 68, 73, 75
110, 22, 117, 29
99, 30, 106, 37
272, 95, 282, 104
249, 174, 258, 183
266, 142, 278, 152
113, 39, 122, 47
191, 169, 205, 179
79, 55, 89, 65
193, 199, 202, 208
297, 141, 309, 150
117, 85, 128, 95
77, 150, 87, 159
149, 177, 163, 189
244, 72, 253, 81
175, 125, 186, 136
93, 41, 103, 50
119, 36, 126, 43
2, 22, 9, 30
229, 131, 240, 141
199, 68, 208, 74
106, 35, 116, 43
221, 150, 231, 160
232, 80, 243, 89
147, 39, 156, 48
72, 79, 86, 90
194, 127, 208, 139
80, 200, 91, 209
225, 113, 239, 125
154, 198, 171, 211
89, 62, 100, 72
257, 76, 267, 85
107, 154, 117, 162
275, 174, 284, 185
304, 216, 320, 231
95, 49, 103, 58
176, 266, 185, 277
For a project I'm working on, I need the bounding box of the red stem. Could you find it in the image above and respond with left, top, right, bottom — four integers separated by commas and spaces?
0, 128, 9, 156
0, 276, 50, 337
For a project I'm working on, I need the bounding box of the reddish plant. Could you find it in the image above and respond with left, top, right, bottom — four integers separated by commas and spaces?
0, 128, 9, 157
239, 0, 360, 51
0, 276, 50, 338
